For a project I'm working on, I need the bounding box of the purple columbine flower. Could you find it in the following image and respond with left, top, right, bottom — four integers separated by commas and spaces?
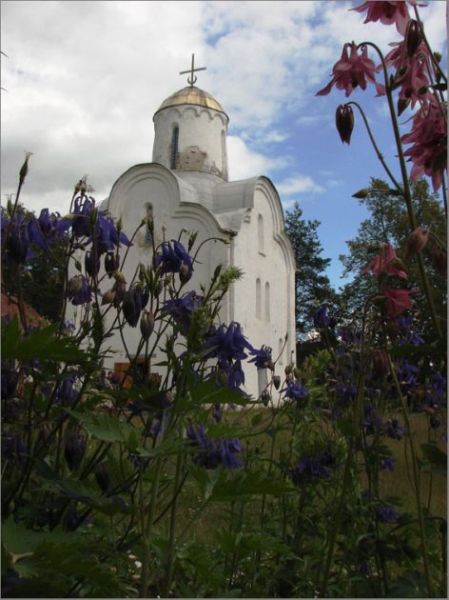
186, 424, 243, 470
204, 321, 253, 363
162, 291, 203, 335
376, 505, 400, 523
67, 275, 92, 306
384, 418, 405, 440
313, 306, 331, 328
220, 359, 246, 390
72, 195, 95, 238
154, 240, 193, 276
363, 404, 383, 436
4, 217, 31, 264
380, 457, 396, 471
334, 382, 357, 405
282, 380, 309, 402
288, 449, 336, 486
248, 345, 273, 369
397, 360, 419, 389
96, 213, 131, 254
56, 375, 77, 405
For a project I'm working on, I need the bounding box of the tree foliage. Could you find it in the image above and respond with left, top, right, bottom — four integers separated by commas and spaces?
339, 178, 447, 334
284, 202, 337, 338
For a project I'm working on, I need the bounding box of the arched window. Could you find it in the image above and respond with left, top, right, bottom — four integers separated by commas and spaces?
257, 214, 264, 253
256, 278, 261, 319
144, 203, 153, 245
265, 282, 270, 321
170, 125, 179, 169
278, 338, 284, 365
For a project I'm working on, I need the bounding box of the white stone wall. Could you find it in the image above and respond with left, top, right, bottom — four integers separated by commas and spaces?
152, 106, 229, 180
99, 167, 230, 373
230, 184, 296, 397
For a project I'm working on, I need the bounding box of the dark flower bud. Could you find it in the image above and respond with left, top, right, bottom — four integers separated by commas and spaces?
261, 391, 271, 406
273, 375, 281, 390
19, 152, 33, 186
101, 288, 116, 305
405, 227, 429, 260
336, 104, 354, 144
112, 272, 127, 303
140, 310, 155, 340
64, 434, 86, 471
352, 188, 370, 199
372, 349, 388, 379
94, 462, 111, 493
122, 290, 141, 327
397, 97, 410, 116
85, 250, 100, 277
179, 262, 192, 284
6, 225, 29, 264
405, 20, 422, 57
104, 251, 119, 277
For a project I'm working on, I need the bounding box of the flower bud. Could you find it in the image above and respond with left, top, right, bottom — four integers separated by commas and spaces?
95, 463, 111, 493
140, 310, 155, 340
64, 434, 86, 471
104, 251, 119, 277
101, 288, 116, 305
19, 152, 33, 186
372, 350, 388, 379
273, 375, 281, 390
406, 20, 422, 57
335, 104, 354, 144
67, 275, 83, 297
179, 262, 192, 284
405, 227, 429, 260
85, 250, 100, 277
352, 188, 370, 199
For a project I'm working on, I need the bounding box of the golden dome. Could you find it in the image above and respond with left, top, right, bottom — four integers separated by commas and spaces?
154, 86, 226, 116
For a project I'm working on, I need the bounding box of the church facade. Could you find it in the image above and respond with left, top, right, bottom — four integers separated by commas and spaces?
99, 74, 296, 398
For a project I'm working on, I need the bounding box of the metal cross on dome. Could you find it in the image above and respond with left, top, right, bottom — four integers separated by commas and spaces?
179, 53, 206, 87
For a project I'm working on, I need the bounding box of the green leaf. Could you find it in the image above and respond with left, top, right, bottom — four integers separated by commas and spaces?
67, 410, 136, 446
2, 322, 89, 364
420, 443, 447, 473
189, 378, 250, 407
1, 316, 20, 357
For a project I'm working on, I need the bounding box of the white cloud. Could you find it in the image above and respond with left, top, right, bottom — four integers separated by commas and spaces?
0, 0, 445, 215
277, 175, 324, 195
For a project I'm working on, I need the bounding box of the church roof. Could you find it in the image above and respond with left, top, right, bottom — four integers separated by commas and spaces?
154, 86, 226, 116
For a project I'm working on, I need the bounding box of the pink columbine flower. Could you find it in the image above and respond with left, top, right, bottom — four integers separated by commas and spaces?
362, 243, 408, 279
316, 43, 385, 98
401, 95, 447, 191
383, 288, 412, 319
382, 39, 432, 109
351, 1, 421, 35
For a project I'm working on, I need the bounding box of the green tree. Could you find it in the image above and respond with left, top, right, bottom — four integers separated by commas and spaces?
285, 202, 337, 338
339, 178, 447, 333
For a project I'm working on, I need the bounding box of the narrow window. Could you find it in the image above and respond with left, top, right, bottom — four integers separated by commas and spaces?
257, 214, 264, 253
170, 125, 179, 169
221, 130, 227, 178
144, 203, 153, 245
256, 278, 261, 319
265, 282, 270, 321
258, 367, 268, 397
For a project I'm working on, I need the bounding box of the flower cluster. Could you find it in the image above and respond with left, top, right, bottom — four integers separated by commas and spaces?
288, 448, 337, 486
154, 240, 193, 280
186, 424, 242, 469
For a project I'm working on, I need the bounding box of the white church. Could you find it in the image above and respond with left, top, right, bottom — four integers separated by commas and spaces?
98, 57, 296, 398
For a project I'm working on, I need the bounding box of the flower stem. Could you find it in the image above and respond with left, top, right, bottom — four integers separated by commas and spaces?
386, 352, 434, 598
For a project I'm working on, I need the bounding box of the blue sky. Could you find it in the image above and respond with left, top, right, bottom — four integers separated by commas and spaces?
1, 0, 446, 289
